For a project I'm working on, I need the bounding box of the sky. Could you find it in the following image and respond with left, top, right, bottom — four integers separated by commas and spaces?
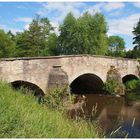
0, 2, 140, 50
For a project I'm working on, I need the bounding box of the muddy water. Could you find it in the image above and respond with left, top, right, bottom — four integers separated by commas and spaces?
76, 94, 140, 138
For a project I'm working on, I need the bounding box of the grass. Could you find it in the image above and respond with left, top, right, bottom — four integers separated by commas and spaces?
0, 82, 100, 138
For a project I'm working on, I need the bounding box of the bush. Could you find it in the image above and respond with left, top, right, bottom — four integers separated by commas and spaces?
43, 86, 75, 110
103, 80, 118, 95
125, 79, 140, 94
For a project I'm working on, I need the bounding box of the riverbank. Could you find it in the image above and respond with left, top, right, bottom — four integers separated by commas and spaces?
0, 82, 100, 138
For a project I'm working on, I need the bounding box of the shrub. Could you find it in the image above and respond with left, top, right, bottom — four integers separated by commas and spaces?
103, 80, 118, 95
43, 86, 75, 110
125, 79, 140, 94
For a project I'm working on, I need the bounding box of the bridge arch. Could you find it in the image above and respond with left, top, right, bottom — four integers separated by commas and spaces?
10, 80, 45, 96
70, 73, 104, 94
122, 74, 139, 84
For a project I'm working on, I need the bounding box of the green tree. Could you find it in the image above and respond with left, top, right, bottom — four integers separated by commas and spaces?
15, 31, 33, 57
0, 29, 16, 58
16, 15, 53, 57
128, 18, 140, 59
125, 49, 140, 59
57, 12, 108, 55
7, 30, 16, 42
42, 33, 58, 56
57, 12, 77, 55
133, 19, 140, 50
108, 36, 125, 57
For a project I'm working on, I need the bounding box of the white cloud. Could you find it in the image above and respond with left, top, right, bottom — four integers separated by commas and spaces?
87, 2, 125, 15
14, 17, 32, 23
38, 2, 86, 23
24, 24, 30, 30
103, 2, 125, 12
108, 13, 140, 36
109, 10, 122, 17
38, 2, 125, 24
87, 3, 104, 15
133, 2, 140, 8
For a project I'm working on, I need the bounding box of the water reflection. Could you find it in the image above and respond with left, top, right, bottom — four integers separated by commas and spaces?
75, 94, 140, 138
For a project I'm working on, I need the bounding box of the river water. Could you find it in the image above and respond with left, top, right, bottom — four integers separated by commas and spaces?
76, 94, 140, 138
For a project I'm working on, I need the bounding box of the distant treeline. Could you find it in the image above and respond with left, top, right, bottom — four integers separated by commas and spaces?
0, 12, 140, 58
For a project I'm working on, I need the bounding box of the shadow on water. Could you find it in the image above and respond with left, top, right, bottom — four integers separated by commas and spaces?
75, 93, 140, 138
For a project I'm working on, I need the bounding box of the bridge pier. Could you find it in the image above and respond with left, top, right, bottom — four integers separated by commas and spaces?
47, 65, 69, 91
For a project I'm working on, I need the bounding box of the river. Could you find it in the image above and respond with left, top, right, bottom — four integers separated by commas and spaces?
76, 94, 140, 138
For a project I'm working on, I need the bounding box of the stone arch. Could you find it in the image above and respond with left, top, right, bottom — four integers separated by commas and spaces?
10, 80, 45, 96
70, 73, 104, 94
122, 74, 139, 84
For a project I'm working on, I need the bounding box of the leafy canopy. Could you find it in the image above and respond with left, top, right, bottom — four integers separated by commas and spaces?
0, 29, 16, 58
57, 12, 108, 55
108, 36, 125, 57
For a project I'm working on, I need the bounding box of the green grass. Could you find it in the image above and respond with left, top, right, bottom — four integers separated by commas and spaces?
0, 82, 100, 138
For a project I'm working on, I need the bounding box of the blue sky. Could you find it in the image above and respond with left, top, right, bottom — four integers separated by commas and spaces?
0, 2, 140, 50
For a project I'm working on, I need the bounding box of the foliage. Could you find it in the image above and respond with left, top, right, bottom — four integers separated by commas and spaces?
43, 86, 68, 109
57, 12, 108, 55
126, 19, 140, 58
103, 80, 118, 95
43, 86, 75, 110
15, 15, 54, 57
125, 79, 140, 94
7, 30, 16, 42
0, 29, 16, 58
125, 48, 140, 59
107, 36, 126, 57
0, 81, 100, 138
133, 19, 140, 50
57, 12, 77, 55
0, 12, 130, 58
42, 33, 58, 56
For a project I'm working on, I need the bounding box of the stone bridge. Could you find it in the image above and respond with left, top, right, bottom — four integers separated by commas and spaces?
0, 55, 139, 95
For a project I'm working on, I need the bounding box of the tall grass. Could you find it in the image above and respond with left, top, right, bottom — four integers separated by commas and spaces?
0, 82, 100, 138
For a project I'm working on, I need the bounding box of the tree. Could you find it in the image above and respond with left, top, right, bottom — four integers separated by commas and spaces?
57, 12, 77, 55
57, 12, 108, 55
123, 19, 140, 59
16, 15, 54, 57
133, 19, 140, 50
15, 31, 33, 57
88, 13, 108, 55
108, 36, 125, 57
129, 19, 140, 58
0, 29, 16, 58
125, 48, 140, 59
7, 30, 16, 42
42, 33, 58, 56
